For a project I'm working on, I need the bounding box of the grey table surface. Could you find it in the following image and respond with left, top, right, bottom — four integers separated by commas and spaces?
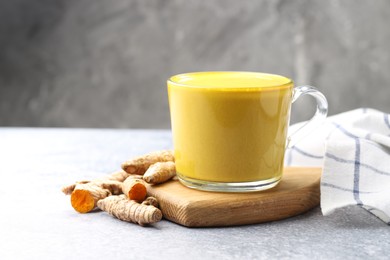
0, 128, 389, 260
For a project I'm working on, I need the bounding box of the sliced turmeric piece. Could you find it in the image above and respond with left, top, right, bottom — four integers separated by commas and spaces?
62, 170, 130, 213
121, 150, 174, 175
97, 195, 162, 226
122, 175, 147, 202
143, 161, 176, 184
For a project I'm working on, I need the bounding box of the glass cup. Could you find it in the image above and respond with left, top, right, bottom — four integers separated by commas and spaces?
167, 71, 327, 192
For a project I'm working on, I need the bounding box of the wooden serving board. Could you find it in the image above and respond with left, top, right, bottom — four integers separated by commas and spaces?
147, 167, 322, 227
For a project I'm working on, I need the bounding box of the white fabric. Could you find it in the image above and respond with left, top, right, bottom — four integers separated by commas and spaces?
285, 108, 390, 224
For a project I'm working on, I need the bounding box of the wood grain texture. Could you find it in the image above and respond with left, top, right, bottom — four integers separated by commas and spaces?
147, 167, 322, 227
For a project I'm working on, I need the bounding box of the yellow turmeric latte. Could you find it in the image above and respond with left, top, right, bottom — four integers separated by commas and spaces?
168, 72, 293, 183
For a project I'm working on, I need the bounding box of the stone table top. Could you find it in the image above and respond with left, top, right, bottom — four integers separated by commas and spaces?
0, 128, 388, 259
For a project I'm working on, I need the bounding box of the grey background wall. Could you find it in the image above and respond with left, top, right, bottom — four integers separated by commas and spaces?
1, 0, 390, 128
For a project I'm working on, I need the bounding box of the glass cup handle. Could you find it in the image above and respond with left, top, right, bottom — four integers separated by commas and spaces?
286, 85, 328, 148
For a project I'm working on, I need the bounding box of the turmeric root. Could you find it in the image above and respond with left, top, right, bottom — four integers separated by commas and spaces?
142, 196, 159, 208
97, 195, 162, 226
122, 175, 147, 202
143, 161, 176, 184
102, 170, 132, 182
121, 150, 174, 175
62, 180, 92, 195
63, 150, 176, 215
62, 170, 130, 213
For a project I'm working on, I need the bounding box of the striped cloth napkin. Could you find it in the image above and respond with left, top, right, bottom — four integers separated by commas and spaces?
285, 108, 390, 224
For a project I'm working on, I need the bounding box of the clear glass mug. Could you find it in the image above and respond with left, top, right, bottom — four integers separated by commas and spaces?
167, 71, 328, 192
